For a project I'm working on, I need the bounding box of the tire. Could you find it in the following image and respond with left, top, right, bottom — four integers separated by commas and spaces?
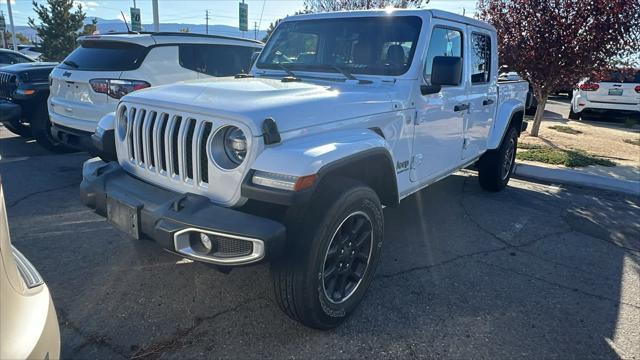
271, 178, 384, 329
478, 126, 518, 192
3, 122, 31, 138
30, 105, 74, 153
568, 107, 580, 120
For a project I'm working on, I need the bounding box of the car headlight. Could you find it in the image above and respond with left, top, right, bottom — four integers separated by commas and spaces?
224, 126, 247, 164
211, 126, 247, 170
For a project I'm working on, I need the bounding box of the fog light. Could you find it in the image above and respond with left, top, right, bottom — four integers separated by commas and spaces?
200, 233, 213, 251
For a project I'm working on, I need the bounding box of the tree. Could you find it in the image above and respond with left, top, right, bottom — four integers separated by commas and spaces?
262, 20, 278, 42
262, 10, 310, 42
82, 17, 98, 36
179, 27, 190, 33
477, 0, 640, 137
305, 0, 426, 11
28, 0, 86, 61
2, 32, 31, 45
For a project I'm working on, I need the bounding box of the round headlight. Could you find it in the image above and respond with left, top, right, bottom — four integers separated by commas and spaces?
210, 125, 248, 170
224, 127, 247, 164
116, 105, 128, 141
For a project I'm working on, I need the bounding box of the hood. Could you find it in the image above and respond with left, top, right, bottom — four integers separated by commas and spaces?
1, 62, 58, 82
1, 62, 58, 72
123, 77, 395, 135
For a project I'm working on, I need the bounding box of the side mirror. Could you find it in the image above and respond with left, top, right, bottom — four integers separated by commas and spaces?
431, 56, 462, 86
420, 56, 462, 95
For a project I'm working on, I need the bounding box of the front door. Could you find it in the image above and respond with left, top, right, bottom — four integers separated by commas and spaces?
463, 26, 497, 160
411, 24, 468, 183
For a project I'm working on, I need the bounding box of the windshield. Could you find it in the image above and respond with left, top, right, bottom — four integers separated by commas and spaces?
256, 16, 422, 76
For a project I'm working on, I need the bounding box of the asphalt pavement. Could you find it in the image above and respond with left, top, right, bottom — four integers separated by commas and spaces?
1, 125, 639, 359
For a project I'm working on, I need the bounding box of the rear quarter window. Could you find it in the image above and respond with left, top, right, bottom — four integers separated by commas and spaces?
179, 44, 258, 77
59, 41, 149, 71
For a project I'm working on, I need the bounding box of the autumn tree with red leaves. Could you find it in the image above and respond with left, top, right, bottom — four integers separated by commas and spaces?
477, 0, 640, 136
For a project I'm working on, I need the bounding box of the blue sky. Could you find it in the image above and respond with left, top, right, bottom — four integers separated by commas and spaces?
3, 0, 477, 29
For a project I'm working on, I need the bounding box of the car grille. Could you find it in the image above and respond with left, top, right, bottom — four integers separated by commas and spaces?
119, 104, 215, 186
0, 72, 17, 99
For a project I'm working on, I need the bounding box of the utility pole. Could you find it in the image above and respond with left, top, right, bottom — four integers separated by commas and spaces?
205, 10, 209, 34
0, 11, 6, 49
152, 0, 159, 32
6, 0, 17, 51
254, 21, 257, 40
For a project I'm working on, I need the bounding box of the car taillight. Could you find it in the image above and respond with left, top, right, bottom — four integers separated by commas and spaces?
89, 79, 151, 99
635, 85, 640, 93
579, 83, 600, 91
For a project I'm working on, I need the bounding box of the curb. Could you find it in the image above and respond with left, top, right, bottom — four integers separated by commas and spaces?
513, 163, 640, 196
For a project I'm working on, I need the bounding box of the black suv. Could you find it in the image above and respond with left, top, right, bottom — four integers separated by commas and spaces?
0, 62, 69, 151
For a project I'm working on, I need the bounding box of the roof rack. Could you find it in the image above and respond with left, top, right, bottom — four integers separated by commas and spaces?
86, 31, 263, 44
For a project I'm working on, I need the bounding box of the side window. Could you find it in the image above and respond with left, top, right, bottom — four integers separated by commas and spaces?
423, 27, 462, 85
0, 54, 9, 64
471, 33, 491, 84
179, 44, 257, 76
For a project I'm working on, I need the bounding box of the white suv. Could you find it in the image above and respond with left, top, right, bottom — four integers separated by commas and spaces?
47, 32, 262, 152
569, 70, 640, 120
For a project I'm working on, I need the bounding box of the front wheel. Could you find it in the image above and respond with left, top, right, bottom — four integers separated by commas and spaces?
271, 178, 384, 329
3, 121, 31, 138
478, 126, 518, 192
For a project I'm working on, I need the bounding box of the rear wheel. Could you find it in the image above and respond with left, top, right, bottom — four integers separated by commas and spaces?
31, 105, 74, 153
568, 107, 580, 120
478, 126, 518, 192
271, 178, 384, 329
3, 121, 31, 138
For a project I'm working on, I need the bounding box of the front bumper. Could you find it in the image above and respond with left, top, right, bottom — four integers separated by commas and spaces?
80, 158, 286, 266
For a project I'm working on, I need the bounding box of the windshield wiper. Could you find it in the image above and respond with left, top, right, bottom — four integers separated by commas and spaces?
276, 63, 298, 79
328, 64, 372, 84
331, 64, 357, 80
63, 60, 79, 68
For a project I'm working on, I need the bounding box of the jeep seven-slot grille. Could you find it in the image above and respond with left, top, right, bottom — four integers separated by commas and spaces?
0, 72, 17, 99
123, 106, 213, 185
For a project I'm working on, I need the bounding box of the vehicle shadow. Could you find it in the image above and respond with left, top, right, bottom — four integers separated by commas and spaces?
5, 167, 637, 359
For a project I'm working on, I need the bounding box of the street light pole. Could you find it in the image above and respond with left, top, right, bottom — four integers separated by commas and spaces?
6, 0, 17, 51
152, 0, 159, 32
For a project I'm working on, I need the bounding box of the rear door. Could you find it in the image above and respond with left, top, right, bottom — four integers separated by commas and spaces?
463, 26, 497, 160
49, 41, 149, 129
411, 23, 467, 183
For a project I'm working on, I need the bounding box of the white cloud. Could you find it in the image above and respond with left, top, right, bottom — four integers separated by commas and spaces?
0, 0, 17, 4
74, 1, 99, 11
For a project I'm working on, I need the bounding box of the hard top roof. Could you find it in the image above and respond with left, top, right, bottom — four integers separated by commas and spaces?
284, 8, 496, 32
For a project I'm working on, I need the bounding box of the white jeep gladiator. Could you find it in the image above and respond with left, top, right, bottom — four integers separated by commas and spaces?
81, 9, 529, 329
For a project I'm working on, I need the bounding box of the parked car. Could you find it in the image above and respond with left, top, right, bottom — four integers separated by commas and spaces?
0, 180, 60, 359
569, 70, 640, 120
0, 62, 64, 151
48, 32, 263, 157
80, 9, 528, 329
0, 48, 35, 68
17, 44, 44, 61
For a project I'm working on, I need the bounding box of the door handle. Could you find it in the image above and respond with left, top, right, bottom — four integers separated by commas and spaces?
454, 103, 470, 112
482, 99, 495, 106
